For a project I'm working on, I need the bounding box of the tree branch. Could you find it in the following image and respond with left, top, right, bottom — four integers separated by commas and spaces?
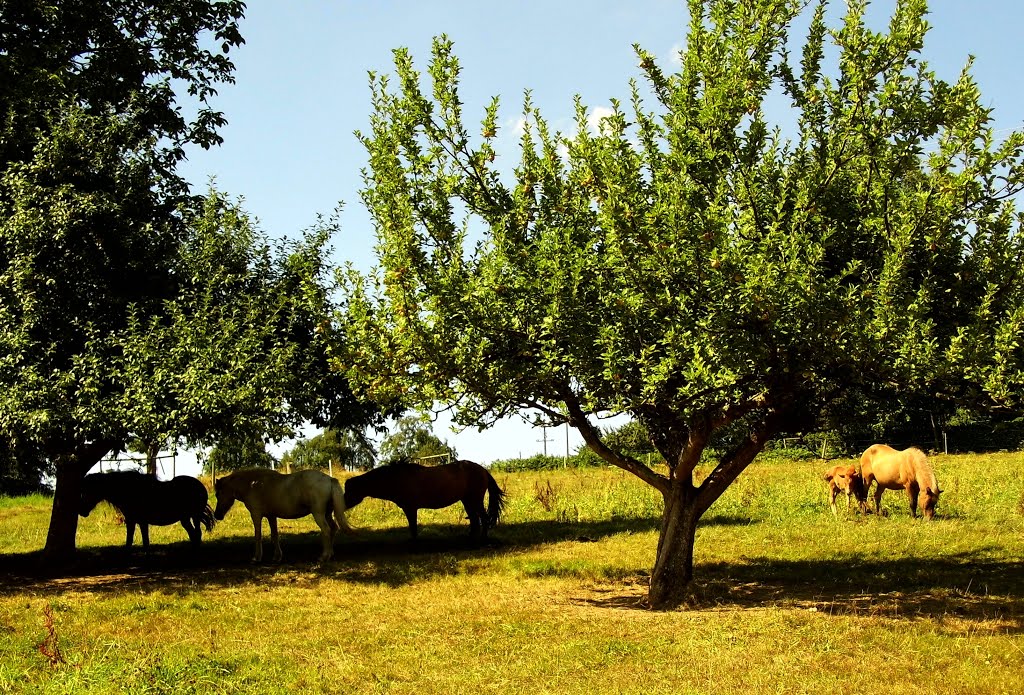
559, 389, 670, 493
694, 408, 783, 517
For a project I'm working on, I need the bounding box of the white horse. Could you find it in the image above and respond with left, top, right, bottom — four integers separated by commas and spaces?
213, 468, 350, 562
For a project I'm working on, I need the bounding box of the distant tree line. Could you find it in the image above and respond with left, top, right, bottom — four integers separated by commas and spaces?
197, 415, 458, 476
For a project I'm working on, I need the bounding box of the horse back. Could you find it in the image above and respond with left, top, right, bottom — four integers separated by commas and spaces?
349, 460, 488, 509
860, 444, 895, 472
862, 444, 925, 488
254, 468, 335, 519
109, 474, 209, 525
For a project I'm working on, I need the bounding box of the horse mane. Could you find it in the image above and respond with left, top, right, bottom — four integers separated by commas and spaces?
372, 461, 424, 477
909, 447, 939, 493
222, 467, 279, 484
83, 469, 149, 492
384, 455, 423, 468
87, 469, 146, 481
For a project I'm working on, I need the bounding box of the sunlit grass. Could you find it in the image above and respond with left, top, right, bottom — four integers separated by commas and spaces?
1, 452, 1022, 693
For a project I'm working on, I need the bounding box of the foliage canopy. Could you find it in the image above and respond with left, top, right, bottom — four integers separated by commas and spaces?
346, 0, 1024, 607
378, 415, 458, 465
281, 428, 378, 472
0, 0, 393, 557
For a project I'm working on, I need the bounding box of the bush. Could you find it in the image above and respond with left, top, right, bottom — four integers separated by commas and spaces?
491, 453, 604, 472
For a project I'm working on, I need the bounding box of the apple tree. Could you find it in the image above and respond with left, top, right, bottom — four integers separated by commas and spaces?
345, 0, 1023, 608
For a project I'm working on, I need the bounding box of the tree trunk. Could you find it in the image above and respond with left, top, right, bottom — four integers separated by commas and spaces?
146, 440, 159, 476
41, 441, 113, 564
648, 479, 702, 610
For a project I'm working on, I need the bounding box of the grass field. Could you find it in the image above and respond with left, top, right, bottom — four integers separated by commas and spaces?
1, 452, 1023, 694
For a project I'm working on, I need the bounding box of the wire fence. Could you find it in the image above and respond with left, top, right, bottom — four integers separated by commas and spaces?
97, 452, 179, 478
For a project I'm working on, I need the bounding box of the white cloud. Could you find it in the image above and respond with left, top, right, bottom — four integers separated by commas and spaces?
505, 116, 528, 138
587, 105, 616, 135
666, 42, 684, 68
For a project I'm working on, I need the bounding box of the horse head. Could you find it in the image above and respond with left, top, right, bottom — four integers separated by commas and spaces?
920, 486, 940, 520
848, 470, 867, 504
212, 477, 236, 520
825, 465, 863, 496
342, 478, 365, 510
78, 475, 103, 517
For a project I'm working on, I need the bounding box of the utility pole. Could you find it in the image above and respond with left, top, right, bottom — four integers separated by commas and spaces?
538, 425, 551, 457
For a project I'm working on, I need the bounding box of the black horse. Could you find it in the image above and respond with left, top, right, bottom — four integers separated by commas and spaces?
344, 459, 506, 540
79, 471, 215, 549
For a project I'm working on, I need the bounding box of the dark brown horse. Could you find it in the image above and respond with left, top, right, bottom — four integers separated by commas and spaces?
344, 459, 506, 540
79, 470, 215, 549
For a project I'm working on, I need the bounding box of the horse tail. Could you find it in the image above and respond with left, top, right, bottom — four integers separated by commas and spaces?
329, 478, 353, 532
200, 504, 216, 532
485, 470, 506, 529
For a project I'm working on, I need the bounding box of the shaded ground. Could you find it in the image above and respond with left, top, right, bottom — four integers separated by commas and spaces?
0, 516, 655, 592
2, 516, 1021, 634
574, 555, 1024, 634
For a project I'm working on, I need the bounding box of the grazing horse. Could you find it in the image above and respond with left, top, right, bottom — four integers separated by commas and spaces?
213, 468, 350, 562
823, 464, 867, 516
860, 444, 941, 519
78, 471, 214, 549
344, 459, 506, 540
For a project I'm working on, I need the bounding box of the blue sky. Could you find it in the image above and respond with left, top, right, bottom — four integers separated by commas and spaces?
164, 0, 1024, 472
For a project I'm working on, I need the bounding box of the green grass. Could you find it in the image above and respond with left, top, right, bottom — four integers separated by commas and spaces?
1, 453, 1022, 693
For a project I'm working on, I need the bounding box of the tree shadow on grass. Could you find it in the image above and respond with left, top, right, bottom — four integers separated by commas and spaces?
577, 553, 1024, 633
0, 512, 762, 594
4, 515, 1020, 632
0, 515, 660, 595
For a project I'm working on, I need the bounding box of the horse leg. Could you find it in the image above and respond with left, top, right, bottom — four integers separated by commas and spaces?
829, 485, 839, 517
403, 508, 418, 540
181, 517, 201, 548
268, 517, 282, 562
312, 510, 334, 562
463, 500, 479, 536
250, 512, 264, 562
906, 481, 920, 519
328, 513, 340, 547
862, 475, 876, 514
125, 520, 136, 548
873, 486, 885, 516
463, 499, 485, 538
140, 524, 150, 551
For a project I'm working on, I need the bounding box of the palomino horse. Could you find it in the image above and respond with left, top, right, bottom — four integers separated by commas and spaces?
860, 444, 941, 519
213, 468, 350, 562
823, 464, 867, 516
79, 471, 215, 549
344, 459, 506, 540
